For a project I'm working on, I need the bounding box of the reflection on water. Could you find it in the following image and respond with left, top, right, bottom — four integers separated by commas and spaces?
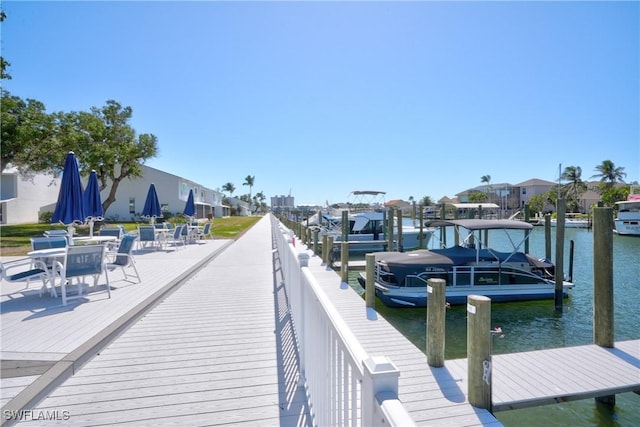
345, 228, 640, 426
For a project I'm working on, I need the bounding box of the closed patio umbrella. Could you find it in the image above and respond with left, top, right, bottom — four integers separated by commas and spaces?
183, 189, 195, 221
83, 170, 103, 237
141, 183, 162, 224
52, 151, 85, 239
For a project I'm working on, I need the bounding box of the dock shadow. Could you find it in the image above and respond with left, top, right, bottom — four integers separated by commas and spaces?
428, 364, 467, 403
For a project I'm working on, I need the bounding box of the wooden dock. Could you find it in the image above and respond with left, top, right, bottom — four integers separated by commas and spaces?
2, 215, 639, 426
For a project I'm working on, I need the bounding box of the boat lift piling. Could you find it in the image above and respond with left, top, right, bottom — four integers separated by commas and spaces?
593, 207, 615, 405
396, 208, 403, 252
387, 208, 394, 251
555, 198, 566, 311
467, 295, 492, 411
426, 279, 446, 367
365, 253, 375, 308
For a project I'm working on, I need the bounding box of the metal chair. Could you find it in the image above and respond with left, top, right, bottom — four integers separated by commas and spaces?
0, 258, 49, 291
105, 235, 141, 283
195, 222, 212, 242
167, 224, 186, 249
54, 244, 110, 306
138, 225, 160, 250
99, 227, 123, 251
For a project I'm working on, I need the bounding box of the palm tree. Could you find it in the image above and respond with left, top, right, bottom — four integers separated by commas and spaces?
222, 182, 235, 197
480, 175, 492, 202
243, 175, 255, 212
592, 160, 626, 190
561, 166, 587, 212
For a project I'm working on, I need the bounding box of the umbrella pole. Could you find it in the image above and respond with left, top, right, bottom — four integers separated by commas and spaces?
89, 219, 94, 238
67, 225, 75, 245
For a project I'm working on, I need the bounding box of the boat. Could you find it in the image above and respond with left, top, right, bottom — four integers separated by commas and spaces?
614, 188, 640, 236
357, 219, 574, 308
310, 191, 433, 253
550, 213, 590, 228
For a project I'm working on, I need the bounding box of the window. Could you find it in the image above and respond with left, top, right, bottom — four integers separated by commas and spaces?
129, 198, 135, 214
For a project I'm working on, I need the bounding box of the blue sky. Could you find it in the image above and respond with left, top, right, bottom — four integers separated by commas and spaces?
3, 1, 638, 206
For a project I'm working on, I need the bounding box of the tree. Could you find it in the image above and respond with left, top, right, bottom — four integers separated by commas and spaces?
243, 175, 255, 212
560, 166, 587, 212
1, 93, 59, 173
591, 160, 626, 192
468, 192, 488, 203
56, 100, 158, 212
222, 182, 236, 197
253, 190, 267, 213
420, 195, 433, 206
1, 9, 11, 81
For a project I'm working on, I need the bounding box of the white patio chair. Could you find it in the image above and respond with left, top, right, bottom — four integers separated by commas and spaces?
0, 258, 49, 291
194, 222, 212, 242
105, 235, 141, 283
54, 244, 110, 305
138, 225, 161, 250
166, 224, 186, 250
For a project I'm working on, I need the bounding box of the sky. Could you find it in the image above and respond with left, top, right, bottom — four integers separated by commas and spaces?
3, 1, 639, 206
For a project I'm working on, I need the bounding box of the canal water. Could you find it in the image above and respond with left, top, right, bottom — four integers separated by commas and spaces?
346, 227, 639, 426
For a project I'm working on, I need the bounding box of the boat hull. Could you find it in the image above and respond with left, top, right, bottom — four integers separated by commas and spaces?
614, 220, 640, 236
376, 286, 568, 307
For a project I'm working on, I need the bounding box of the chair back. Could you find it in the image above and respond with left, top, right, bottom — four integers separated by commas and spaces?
202, 223, 211, 234
31, 236, 68, 251
138, 226, 156, 242
100, 228, 122, 239
173, 225, 184, 239
181, 225, 189, 236
63, 245, 106, 279
114, 235, 137, 266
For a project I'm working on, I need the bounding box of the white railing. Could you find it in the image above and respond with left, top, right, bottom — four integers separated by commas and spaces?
273, 217, 415, 427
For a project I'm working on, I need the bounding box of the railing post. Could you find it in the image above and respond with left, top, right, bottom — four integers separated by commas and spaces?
426, 278, 446, 367
467, 295, 492, 411
297, 253, 309, 381
362, 356, 400, 427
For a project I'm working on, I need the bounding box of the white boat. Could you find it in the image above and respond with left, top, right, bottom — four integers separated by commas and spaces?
615, 189, 640, 236
310, 190, 433, 253
327, 210, 433, 253
358, 219, 573, 308
550, 213, 590, 228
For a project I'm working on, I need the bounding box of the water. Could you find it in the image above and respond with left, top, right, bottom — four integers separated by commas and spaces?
347, 227, 640, 426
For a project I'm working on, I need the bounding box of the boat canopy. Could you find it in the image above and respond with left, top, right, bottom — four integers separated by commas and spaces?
425, 219, 533, 231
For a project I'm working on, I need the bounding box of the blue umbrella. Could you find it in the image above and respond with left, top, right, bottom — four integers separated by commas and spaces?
183, 189, 195, 220
52, 151, 85, 238
141, 183, 162, 224
83, 170, 103, 237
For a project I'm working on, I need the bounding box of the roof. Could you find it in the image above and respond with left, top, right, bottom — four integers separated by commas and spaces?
425, 219, 533, 230
450, 203, 500, 209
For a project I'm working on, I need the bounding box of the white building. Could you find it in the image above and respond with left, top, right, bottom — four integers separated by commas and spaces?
1, 168, 60, 224
0, 164, 248, 225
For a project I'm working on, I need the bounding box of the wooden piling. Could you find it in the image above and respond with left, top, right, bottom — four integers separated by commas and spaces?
440, 204, 447, 247
322, 234, 328, 264
524, 203, 530, 254
544, 214, 551, 260
340, 242, 349, 283
341, 210, 349, 242
396, 208, 403, 252
555, 199, 566, 311
467, 295, 492, 410
326, 236, 334, 267
426, 279, 446, 367
593, 207, 614, 348
419, 203, 425, 248
593, 207, 615, 405
387, 208, 394, 251
313, 230, 319, 256
365, 253, 375, 308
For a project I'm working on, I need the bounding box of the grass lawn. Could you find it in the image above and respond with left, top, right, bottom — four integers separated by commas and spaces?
0, 216, 262, 256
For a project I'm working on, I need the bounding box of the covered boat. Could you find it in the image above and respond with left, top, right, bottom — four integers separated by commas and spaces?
358, 219, 573, 307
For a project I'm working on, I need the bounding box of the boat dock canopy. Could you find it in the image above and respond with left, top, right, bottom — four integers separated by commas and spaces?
450, 203, 500, 209
425, 219, 534, 230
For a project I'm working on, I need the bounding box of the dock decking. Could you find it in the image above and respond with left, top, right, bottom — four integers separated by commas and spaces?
2, 215, 638, 426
